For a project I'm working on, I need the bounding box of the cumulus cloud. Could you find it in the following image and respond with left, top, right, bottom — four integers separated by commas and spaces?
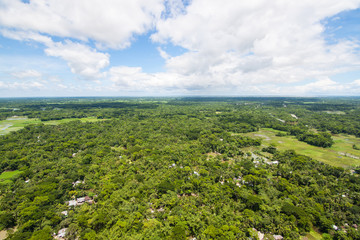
0, 0, 164, 49
293, 78, 341, 94
154, 0, 360, 52
151, 0, 360, 92
109, 65, 238, 92
0, 0, 163, 83
2, 30, 110, 81
1, 0, 360, 95
278, 78, 360, 95
109, 66, 148, 88
1, 29, 52, 45
45, 41, 109, 80
109, 66, 182, 90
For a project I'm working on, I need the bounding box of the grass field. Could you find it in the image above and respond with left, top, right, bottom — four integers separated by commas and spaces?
0, 170, 23, 184
42, 117, 106, 125
243, 128, 360, 168
302, 229, 323, 240
0, 117, 40, 135
0, 116, 106, 135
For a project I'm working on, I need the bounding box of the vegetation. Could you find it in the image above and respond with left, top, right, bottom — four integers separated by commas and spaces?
0, 170, 23, 185
244, 128, 360, 168
0, 117, 105, 135
0, 97, 359, 239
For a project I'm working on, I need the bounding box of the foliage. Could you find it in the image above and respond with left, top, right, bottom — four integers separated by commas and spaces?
297, 132, 334, 148
0, 97, 359, 239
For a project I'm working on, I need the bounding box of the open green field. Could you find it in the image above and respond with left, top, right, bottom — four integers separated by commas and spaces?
243, 128, 360, 168
42, 117, 106, 125
302, 229, 323, 240
0, 116, 106, 135
0, 170, 23, 184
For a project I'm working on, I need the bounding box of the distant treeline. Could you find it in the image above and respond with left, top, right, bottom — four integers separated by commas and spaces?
0, 97, 360, 239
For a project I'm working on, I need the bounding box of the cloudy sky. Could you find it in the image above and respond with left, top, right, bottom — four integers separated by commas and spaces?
1, 0, 360, 97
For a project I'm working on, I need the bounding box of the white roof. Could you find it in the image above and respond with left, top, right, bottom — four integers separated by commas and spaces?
58, 228, 67, 237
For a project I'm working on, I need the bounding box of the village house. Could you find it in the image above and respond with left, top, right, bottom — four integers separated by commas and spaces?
54, 228, 67, 240
253, 228, 283, 240
273, 235, 284, 240
267, 160, 279, 165
67, 196, 93, 207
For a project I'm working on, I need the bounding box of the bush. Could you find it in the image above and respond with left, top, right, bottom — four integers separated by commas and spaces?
0, 211, 16, 230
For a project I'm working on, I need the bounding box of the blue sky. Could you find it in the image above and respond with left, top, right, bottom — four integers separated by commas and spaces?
323, 8, 360, 44
0, 0, 360, 97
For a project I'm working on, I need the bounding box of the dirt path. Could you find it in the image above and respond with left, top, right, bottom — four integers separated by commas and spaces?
0, 230, 7, 240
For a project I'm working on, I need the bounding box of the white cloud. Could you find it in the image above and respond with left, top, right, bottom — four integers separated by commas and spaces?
108, 64, 360, 96
56, 83, 68, 89
1, 0, 360, 95
0, 0, 164, 49
1, 30, 110, 81
109, 66, 147, 88
289, 78, 341, 94
154, 0, 360, 52
151, 0, 360, 92
353, 79, 360, 86
109, 65, 241, 92
109, 66, 187, 91
0, 80, 46, 90
279, 78, 360, 95
1, 29, 52, 45
11, 69, 42, 78
162, 0, 187, 19
45, 40, 109, 80
157, 47, 170, 60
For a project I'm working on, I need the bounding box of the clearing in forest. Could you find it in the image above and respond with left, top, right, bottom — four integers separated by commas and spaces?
0, 117, 105, 135
243, 128, 360, 168
0, 170, 23, 184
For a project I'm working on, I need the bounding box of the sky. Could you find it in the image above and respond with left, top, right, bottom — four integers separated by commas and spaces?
0, 0, 360, 97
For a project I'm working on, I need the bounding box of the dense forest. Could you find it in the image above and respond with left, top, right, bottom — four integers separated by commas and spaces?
0, 97, 360, 240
